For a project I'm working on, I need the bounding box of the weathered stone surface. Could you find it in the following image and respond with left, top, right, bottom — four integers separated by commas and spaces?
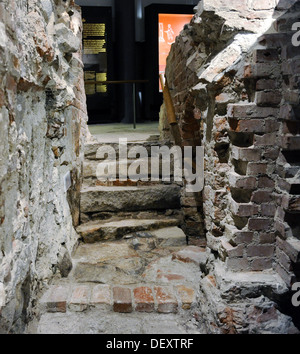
80, 185, 181, 213
172, 246, 207, 267
151, 227, 187, 247
0, 0, 88, 332
76, 218, 180, 243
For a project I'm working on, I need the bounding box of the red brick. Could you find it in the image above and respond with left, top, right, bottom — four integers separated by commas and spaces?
256, 79, 277, 90
90, 285, 111, 308
264, 119, 280, 133
256, 90, 282, 107
231, 146, 261, 162
276, 248, 292, 271
227, 104, 279, 119
281, 135, 300, 150
250, 257, 273, 271
69, 285, 90, 312
247, 163, 268, 175
232, 202, 259, 217
226, 257, 249, 271
236, 119, 265, 133
175, 285, 195, 310
251, 190, 273, 203
233, 231, 254, 244
262, 147, 280, 160
229, 173, 257, 190
277, 237, 300, 263
113, 287, 132, 313
221, 239, 244, 257
154, 287, 178, 313
133, 287, 154, 312
247, 245, 275, 257
258, 176, 275, 189
248, 218, 272, 231
259, 233, 276, 244
244, 63, 281, 78
254, 133, 277, 146
41, 285, 70, 313
261, 204, 276, 216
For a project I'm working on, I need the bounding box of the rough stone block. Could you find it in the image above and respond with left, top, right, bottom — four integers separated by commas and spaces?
172, 246, 207, 266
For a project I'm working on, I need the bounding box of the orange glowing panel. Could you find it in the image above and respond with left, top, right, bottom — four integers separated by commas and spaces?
158, 13, 193, 91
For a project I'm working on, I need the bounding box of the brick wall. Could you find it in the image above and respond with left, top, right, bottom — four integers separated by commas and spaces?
161, 0, 300, 332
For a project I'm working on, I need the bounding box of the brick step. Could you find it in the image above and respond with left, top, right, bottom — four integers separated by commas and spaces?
39, 283, 197, 314
80, 184, 181, 214
76, 218, 183, 243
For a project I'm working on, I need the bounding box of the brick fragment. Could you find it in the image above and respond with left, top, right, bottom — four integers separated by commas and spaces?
133, 287, 155, 312
251, 191, 273, 203
41, 285, 70, 313
248, 218, 272, 231
90, 284, 111, 308
247, 245, 275, 257
176, 285, 195, 310
69, 285, 91, 312
251, 258, 273, 271
154, 287, 178, 313
113, 287, 132, 313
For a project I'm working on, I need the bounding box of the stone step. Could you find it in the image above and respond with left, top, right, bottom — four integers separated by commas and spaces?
84, 140, 171, 160
71, 239, 202, 286
83, 158, 179, 180
80, 184, 181, 213
76, 218, 181, 243
39, 283, 197, 315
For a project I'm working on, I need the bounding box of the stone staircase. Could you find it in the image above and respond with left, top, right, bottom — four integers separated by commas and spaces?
34, 137, 207, 334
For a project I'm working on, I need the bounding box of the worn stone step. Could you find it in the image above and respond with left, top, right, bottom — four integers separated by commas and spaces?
84, 140, 171, 160
80, 184, 181, 213
83, 158, 178, 180
76, 218, 181, 243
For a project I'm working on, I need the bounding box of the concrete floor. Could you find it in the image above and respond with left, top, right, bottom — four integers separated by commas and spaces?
88, 122, 160, 143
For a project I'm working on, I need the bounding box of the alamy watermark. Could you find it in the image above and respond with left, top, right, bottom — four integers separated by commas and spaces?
292, 282, 300, 307
292, 22, 300, 46
95, 138, 204, 192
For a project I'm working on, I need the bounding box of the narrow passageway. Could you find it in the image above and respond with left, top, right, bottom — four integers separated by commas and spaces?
1, 0, 300, 335
32, 124, 207, 334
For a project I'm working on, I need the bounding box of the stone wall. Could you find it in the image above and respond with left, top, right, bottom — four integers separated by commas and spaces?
161, 0, 300, 332
0, 0, 88, 333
